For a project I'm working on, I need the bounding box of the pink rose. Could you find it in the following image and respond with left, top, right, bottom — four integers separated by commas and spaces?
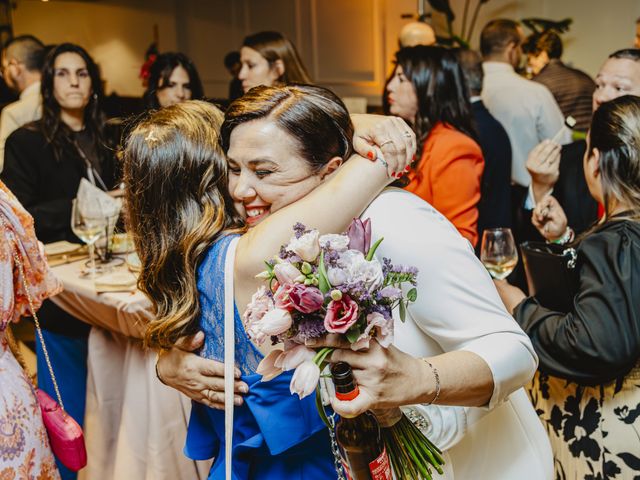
273, 283, 295, 311
351, 312, 394, 351
273, 262, 303, 285
324, 294, 359, 334
290, 360, 321, 399
259, 308, 293, 336
289, 284, 324, 314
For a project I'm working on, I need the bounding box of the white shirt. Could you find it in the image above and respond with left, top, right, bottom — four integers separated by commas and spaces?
481, 62, 570, 187
363, 189, 553, 479
0, 81, 42, 173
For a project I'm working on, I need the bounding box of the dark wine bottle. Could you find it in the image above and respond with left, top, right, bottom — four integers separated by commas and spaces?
330, 362, 392, 480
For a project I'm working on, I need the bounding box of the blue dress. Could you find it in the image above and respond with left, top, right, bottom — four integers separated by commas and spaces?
184, 234, 336, 479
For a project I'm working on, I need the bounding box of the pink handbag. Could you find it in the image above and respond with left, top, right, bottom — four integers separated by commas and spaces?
9, 238, 88, 472
36, 389, 87, 471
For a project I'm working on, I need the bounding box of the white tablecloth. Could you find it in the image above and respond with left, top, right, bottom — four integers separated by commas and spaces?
49, 259, 212, 480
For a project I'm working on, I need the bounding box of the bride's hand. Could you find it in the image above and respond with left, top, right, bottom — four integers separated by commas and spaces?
310, 337, 428, 418
156, 331, 249, 409
350, 114, 416, 178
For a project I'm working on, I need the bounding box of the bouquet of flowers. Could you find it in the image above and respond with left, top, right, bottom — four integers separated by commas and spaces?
243, 219, 445, 479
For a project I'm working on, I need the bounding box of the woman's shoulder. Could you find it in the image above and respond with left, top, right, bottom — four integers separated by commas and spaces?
6, 121, 45, 145
426, 123, 481, 156
578, 219, 640, 261
197, 233, 242, 282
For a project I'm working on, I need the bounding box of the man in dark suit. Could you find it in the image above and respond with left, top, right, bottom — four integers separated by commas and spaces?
458, 49, 512, 254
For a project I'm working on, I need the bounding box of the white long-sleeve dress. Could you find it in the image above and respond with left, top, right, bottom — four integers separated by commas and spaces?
363, 188, 553, 479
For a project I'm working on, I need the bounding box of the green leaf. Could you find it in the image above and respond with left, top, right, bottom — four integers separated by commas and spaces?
365, 236, 384, 261
345, 327, 362, 344
407, 288, 418, 302
315, 384, 332, 429
318, 251, 332, 294
399, 300, 407, 322
264, 260, 274, 273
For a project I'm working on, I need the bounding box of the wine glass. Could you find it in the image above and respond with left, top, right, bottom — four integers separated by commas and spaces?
71, 198, 107, 279
480, 228, 518, 280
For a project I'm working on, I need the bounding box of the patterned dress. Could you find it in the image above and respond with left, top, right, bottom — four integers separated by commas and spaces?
529, 368, 640, 480
0, 181, 61, 479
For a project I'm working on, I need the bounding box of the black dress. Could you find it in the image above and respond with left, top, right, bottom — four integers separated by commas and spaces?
0, 122, 118, 244
514, 219, 640, 479
1, 121, 119, 336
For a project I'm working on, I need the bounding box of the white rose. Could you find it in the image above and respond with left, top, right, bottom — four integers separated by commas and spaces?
327, 267, 348, 286
339, 250, 383, 291
287, 230, 320, 262
318, 233, 350, 252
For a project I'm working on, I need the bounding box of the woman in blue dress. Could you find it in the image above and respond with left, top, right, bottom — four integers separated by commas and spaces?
123, 95, 414, 479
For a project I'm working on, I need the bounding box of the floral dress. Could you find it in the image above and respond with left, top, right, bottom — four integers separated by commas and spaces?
0, 181, 61, 479
529, 368, 640, 480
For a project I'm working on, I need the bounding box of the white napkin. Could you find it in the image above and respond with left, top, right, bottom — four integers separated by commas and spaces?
76, 178, 121, 219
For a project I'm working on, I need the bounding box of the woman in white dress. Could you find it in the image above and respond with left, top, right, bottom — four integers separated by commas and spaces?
147, 85, 552, 479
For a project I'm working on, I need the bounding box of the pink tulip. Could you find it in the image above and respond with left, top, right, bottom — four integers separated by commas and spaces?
275, 344, 316, 371
257, 349, 284, 381
273, 283, 295, 311
273, 262, 303, 285
289, 284, 324, 314
290, 360, 321, 399
324, 295, 359, 334
259, 308, 293, 336
347, 218, 371, 254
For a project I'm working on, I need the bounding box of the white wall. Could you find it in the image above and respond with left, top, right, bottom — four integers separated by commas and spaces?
441, 0, 640, 76
12, 0, 178, 97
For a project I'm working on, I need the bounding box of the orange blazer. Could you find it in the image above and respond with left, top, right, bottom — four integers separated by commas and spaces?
405, 122, 484, 246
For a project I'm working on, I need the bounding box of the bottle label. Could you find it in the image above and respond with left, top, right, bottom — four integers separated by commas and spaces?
369, 446, 393, 480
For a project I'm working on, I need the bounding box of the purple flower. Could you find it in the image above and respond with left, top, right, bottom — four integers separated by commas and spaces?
377, 286, 402, 301
346, 218, 371, 254
289, 284, 324, 313
323, 249, 340, 267
293, 222, 307, 239
290, 316, 326, 343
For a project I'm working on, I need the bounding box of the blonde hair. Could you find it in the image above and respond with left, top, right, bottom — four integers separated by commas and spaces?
123, 100, 244, 349
589, 95, 640, 221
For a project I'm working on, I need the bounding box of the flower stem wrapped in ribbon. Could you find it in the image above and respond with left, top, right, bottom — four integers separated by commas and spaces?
244, 219, 444, 479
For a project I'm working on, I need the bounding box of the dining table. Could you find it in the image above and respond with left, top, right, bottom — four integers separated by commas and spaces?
49, 254, 212, 480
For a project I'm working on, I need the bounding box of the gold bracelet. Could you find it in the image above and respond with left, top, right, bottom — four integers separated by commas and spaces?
421, 358, 441, 405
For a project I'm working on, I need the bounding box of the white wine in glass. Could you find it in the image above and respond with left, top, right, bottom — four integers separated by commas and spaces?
480, 228, 518, 280
71, 199, 106, 278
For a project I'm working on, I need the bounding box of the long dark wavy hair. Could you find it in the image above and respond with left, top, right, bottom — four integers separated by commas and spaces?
124, 101, 244, 349
221, 84, 353, 170
394, 46, 478, 155
588, 95, 640, 221
40, 43, 106, 162
143, 52, 204, 110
